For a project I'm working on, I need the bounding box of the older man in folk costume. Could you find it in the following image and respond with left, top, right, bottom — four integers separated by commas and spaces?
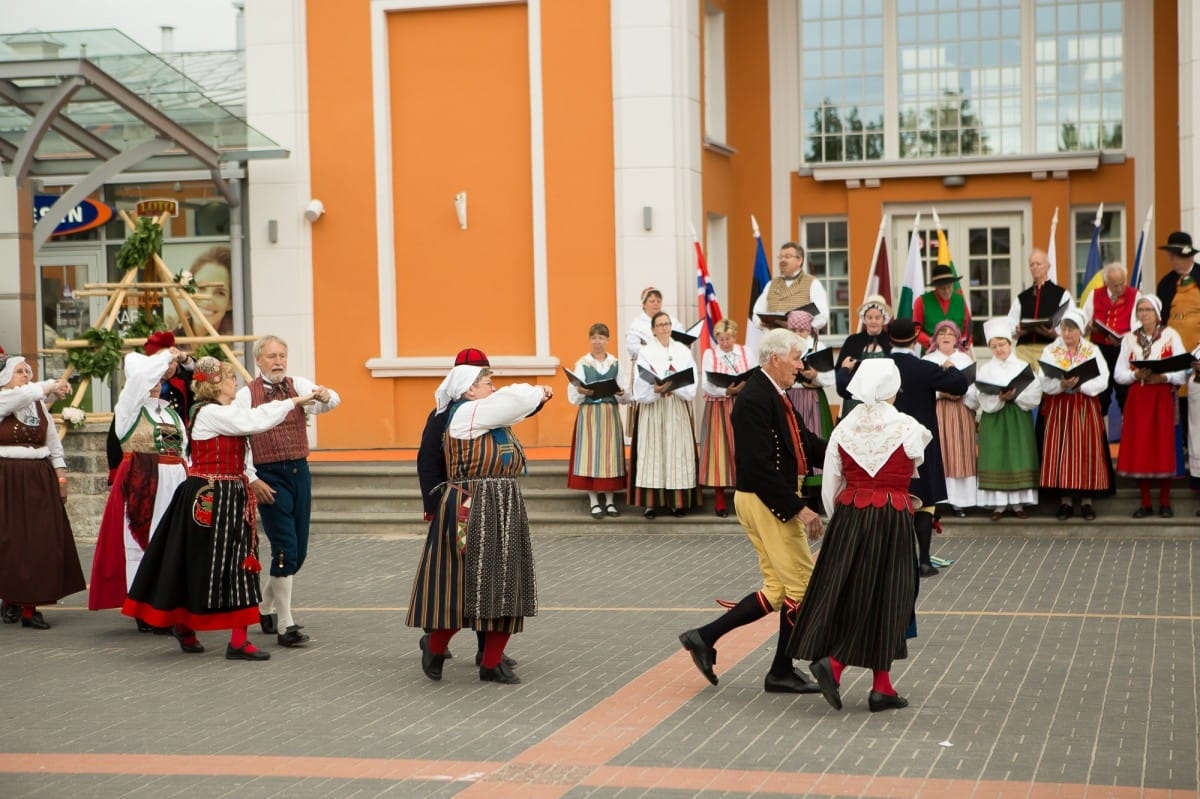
236, 335, 340, 648
1081, 263, 1139, 416
914, 264, 972, 350
752, 242, 830, 334
1008, 248, 1075, 370
679, 329, 825, 695
408, 365, 552, 684
1155, 232, 1200, 494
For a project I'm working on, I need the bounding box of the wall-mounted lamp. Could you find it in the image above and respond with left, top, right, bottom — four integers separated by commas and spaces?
642, 206, 652, 231
303, 198, 325, 222
942, 175, 966, 188
455, 192, 468, 229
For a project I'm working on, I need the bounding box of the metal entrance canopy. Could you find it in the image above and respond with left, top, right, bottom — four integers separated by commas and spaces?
0, 28, 287, 248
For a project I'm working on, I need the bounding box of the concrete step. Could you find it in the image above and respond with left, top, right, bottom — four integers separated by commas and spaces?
311, 486, 631, 515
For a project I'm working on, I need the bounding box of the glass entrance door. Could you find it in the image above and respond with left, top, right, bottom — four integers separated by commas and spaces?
35, 251, 110, 412
891, 213, 1021, 349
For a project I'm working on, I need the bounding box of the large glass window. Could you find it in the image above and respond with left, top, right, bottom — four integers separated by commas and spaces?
802, 0, 1124, 162
802, 218, 851, 335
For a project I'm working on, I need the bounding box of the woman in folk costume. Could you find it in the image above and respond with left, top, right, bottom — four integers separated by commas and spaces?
90, 349, 190, 625
784, 309, 835, 438
699, 319, 754, 518
123, 358, 315, 660
0, 356, 83, 630
964, 318, 1043, 521
624, 287, 682, 502
920, 319, 977, 516
788, 358, 931, 713
1115, 295, 1188, 518
632, 311, 699, 518
834, 295, 893, 420
1038, 308, 1113, 521
566, 322, 628, 519
409, 365, 551, 685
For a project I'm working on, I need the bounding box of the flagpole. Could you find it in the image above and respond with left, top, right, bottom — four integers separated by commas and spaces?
864, 213, 888, 305
1131, 204, 1154, 294
1048, 207, 1059, 286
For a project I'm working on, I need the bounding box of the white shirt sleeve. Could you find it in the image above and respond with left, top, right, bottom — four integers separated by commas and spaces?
44, 402, 66, 468
752, 289, 769, 328
1079, 353, 1109, 397
0, 384, 52, 416
809, 278, 829, 331
447, 383, 544, 439
289, 375, 341, 414
115, 351, 175, 438
190, 399, 297, 440
820, 437, 844, 519
1114, 336, 1135, 385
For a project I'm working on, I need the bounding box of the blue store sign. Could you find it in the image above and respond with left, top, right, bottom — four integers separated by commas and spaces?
34, 194, 115, 236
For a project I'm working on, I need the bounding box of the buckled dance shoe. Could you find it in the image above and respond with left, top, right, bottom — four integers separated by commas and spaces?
225, 642, 270, 661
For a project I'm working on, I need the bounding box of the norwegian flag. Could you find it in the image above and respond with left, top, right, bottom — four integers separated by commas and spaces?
694, 237, 724, 357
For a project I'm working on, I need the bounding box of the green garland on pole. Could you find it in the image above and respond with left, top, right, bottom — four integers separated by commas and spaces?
115, 217, 163, 272
66, 327, 124, 380
124, 310, 167, 347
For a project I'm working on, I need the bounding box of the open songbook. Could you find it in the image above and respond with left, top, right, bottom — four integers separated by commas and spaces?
1129, 353, 1194, 374
670, 320, 705, 347
1020, 302, 1068, 329
975, 364, 1035, 396
561, 367, 622, 398
1090, 319, 1124, 342
1038, 358, 1102, 383
637, 365, 695, 392
757, 302, 820, 329
706, 367, 757, 389
801, 347, 835, 372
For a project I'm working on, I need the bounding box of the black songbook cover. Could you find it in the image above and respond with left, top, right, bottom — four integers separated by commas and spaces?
1020, 302, 1068, 328
802, 347, 835, 373
757, 302, 820, 328
1130, 353, 1194, 374
1091, 319, 1123, 342
638, 365, 695, 391
561, 367, 622, 398
670, 320, 705, 347
1038, 358, 1102, 383
976, 364, 1035, 396
958, 362, 977, 383
706, 367, 757, 389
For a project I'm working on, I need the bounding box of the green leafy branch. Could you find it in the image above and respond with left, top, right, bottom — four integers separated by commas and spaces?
124, 310, 167, 345
115, 217, 163, 272
65, 327, 124, 380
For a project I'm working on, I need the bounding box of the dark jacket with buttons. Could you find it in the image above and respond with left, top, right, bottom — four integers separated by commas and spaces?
732, 368, 827, 523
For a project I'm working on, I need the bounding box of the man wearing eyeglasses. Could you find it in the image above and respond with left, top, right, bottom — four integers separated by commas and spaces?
752, 242, 830, 334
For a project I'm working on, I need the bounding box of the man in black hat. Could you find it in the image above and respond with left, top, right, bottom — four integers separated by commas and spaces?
913, 263, 971, 350
1155, 232, 1200, 494
886, 318, 968, 576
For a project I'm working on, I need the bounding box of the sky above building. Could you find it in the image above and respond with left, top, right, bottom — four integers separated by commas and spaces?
0, 0, 240, 53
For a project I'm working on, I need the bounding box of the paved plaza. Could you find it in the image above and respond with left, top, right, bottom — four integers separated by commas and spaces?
0, 528, 1197, 798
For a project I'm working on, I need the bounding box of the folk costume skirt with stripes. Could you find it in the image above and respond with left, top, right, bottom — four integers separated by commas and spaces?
787, 449, 918, 672
935, 396, 978, 508
122, 476, 262, 630
976, 402, 1039, 507
1117, 381, 1177, 479
567, 399, 625, 492
630, 396, 699, 510
698, 396, 734, 488
1039, 392, 1112, 493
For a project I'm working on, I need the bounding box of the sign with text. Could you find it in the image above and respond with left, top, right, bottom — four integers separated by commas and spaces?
135, 198, 180, 218
33, 195, 114, 236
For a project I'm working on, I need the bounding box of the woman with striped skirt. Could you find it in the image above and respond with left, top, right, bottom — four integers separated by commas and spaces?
788, 359, 931, 713
699, 320, 753, 518
408, 365, 551, 685
921, 320, 977, 516
566, 323, 627, 519
1038, 308, 1113, 521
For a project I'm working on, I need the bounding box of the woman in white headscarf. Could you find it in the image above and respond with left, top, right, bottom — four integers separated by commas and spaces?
788, 359, 931, 713
964, 318, 1043, 521
407, 365, 552, 685
1038, 307, 1113, 521
1114, 294, 1188, 517
0, 355, 84, 629
89, 348, 191, 625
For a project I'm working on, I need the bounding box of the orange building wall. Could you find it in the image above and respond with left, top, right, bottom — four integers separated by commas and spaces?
306, 0, 614, 449
702, 0, 773, 325
1152, 0, 1182, 285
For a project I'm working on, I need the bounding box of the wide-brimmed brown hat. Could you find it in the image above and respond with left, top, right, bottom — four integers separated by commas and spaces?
887, 318, 919, 345
929, 264, 961, 286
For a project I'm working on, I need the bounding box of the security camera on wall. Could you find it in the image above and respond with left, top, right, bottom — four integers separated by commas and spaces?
303, 199, 325, 222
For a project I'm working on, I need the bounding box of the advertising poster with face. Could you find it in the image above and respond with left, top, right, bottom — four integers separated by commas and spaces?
160, 243, 234, 335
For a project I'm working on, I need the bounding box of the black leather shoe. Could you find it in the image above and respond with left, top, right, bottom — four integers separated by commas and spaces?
678, 629, 718, 685
1056, 504, 1073, 521
715, 509, 729, 518
1081, 504, 1096, 521
225, 642, 270, 661
868, 690, 909, 712
419, 634, 453, 659
136, 618, 155, 633
605, 504, 620, 517
763, 668, 821, 694
475, 652, 518, 668
20, 612, 50, 630
953, 508, 968, 518
0, 601, 18, 624
809, 657, 842, 710
1160, 505, 1174, 518
919, 563, 940, 577
590, 504, 605, 520
277, 625, 310, 647
1132, 506, 1153, 519
479, 661, 521, 684
643, 508, 657, 519
259, 612, 278, 635
421, 647, 446, 681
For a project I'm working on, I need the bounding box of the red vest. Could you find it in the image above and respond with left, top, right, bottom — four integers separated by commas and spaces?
246, 377, 310, 463
1090, 286, 1136, 343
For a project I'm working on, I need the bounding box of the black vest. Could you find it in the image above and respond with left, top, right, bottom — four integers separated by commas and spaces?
1017, 282, 1067, 344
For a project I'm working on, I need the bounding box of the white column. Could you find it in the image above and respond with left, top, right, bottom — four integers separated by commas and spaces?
611, 0, 702, 334
1180, 0, 1200, 235
244, 0, 321, 441
0, 176, 32, 353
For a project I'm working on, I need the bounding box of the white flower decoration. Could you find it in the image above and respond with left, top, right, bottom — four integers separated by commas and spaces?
62, 407, 87, 428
